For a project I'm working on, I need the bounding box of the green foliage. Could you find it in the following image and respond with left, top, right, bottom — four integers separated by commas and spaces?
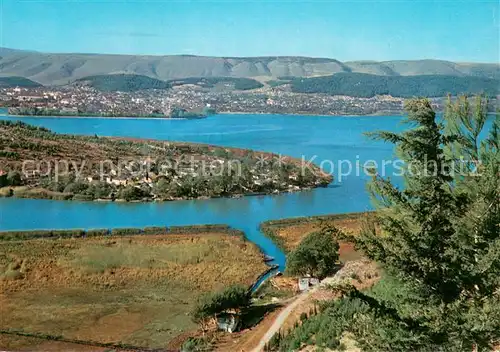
143, 226, 168, 234
181, 336, 211, 351
356, 98, 498, 350
0, 151, 19, 159
0, 229, 84, 241
170, 107, 206, 119
63, 181, 89, 194
192, 285, 250, 324
0, 225, 243, 242
267, 80, 290, 87
278, 278, 434, 352
76, 74, 171, 92
0, 76, 42, 88
169, 224, 230, 234
86, 182, 113, 199
286, 228, 340, 279
0, 174, 8, 188
118, 185, 149, 201
85, 228, 110, 237
290, 73, 500, 97
168, 77, 263, 90
278, 97, 499, 351
110, 228, 142, 236
6, 171, 22, 186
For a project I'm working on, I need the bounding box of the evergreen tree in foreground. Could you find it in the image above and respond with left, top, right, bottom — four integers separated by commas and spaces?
356, 97, 499, 350
278, 97, 499, 351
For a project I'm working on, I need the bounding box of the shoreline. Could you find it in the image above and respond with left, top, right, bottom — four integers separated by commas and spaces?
0, 114, 196, 120
2, 111, 403, 119
217, 110, 404, 117
0, 184, 327, 204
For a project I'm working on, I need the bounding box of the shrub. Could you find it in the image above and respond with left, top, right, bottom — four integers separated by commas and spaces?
169, 224, 230, 234
110, 228, 143, 236
143, 226, 168, 234
51, 229, 85, 238
6, 171, 22, 186
181, 337, 211, 352
1, 269, 24, 280
118, 185, 149, 201
63, 182, 89, 194
86, 228, 110, 237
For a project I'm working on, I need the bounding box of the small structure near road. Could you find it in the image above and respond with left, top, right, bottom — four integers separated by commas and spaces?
217, 313, 240, 333
298, 277, 320, 292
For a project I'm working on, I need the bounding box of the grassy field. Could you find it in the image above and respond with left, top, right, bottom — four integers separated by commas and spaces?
0, 232, 267, 350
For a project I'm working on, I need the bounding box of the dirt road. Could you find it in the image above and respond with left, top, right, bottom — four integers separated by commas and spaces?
251, 288, 317, 352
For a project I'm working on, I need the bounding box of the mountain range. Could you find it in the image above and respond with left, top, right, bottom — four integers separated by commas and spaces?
1, 47, 499, 86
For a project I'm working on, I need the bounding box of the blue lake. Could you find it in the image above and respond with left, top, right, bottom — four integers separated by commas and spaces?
0, 113, 407, 271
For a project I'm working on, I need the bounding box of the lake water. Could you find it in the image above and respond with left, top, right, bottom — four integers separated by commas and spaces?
0, 113, 407, 271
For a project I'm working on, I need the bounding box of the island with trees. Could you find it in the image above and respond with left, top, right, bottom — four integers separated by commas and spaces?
0, 120, 332, 202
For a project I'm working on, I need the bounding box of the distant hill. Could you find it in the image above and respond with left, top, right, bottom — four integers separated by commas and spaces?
0, 47, 498, 86
0, 76, 42, 88
76, 74, 171, 92
290, 73, 500, 98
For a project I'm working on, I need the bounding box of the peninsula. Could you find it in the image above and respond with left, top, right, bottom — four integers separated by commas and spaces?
0, 120, 332, 202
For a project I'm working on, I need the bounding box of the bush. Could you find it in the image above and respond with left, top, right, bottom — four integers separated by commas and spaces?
110, 228, 143, 236
181, 337, 210, 352
51, 229, 85, 238
192, 284, 250, 324
6, 171, 22, 186
71, 194, 94, 201
0, 230, 55, 241
143, 226, 168, 234
86, 228, 110, 237
169, 224, 230, 234
63, 182, 89, 194
118, 185, 149, 201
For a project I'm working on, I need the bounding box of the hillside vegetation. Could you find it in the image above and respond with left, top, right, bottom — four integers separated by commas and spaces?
168, 76, 264, 90
76, 74, 171, 92
0, 76, 42, 88
1, 47, 498, 85
290, 72, 500, 97
75, 74, 265, 92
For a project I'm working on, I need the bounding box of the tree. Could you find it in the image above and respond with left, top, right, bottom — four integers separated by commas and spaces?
6, 170, 22, 186
286, 228, 340, 279
63, 181, 88, 194
192, 285, 250, 331
0, 173, 8, 187
277, 97, 499, 352
118, 185, 149, 201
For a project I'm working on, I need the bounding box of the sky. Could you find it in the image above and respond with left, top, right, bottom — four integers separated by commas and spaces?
1, 0, 499, 62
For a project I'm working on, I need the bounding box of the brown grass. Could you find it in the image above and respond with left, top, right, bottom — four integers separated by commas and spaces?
269, 213, 372, 262
0, 233, 267, 350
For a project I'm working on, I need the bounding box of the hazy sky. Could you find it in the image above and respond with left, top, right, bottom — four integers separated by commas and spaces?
1, 0, 499, 62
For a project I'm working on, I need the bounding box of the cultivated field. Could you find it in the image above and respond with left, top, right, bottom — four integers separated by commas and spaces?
0, 232, 268, 350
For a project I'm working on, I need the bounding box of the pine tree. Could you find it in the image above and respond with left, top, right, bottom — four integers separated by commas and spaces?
350, 97, 500, 350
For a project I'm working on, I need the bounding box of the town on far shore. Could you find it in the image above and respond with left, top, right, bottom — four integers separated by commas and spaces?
1, 83, 439, 118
